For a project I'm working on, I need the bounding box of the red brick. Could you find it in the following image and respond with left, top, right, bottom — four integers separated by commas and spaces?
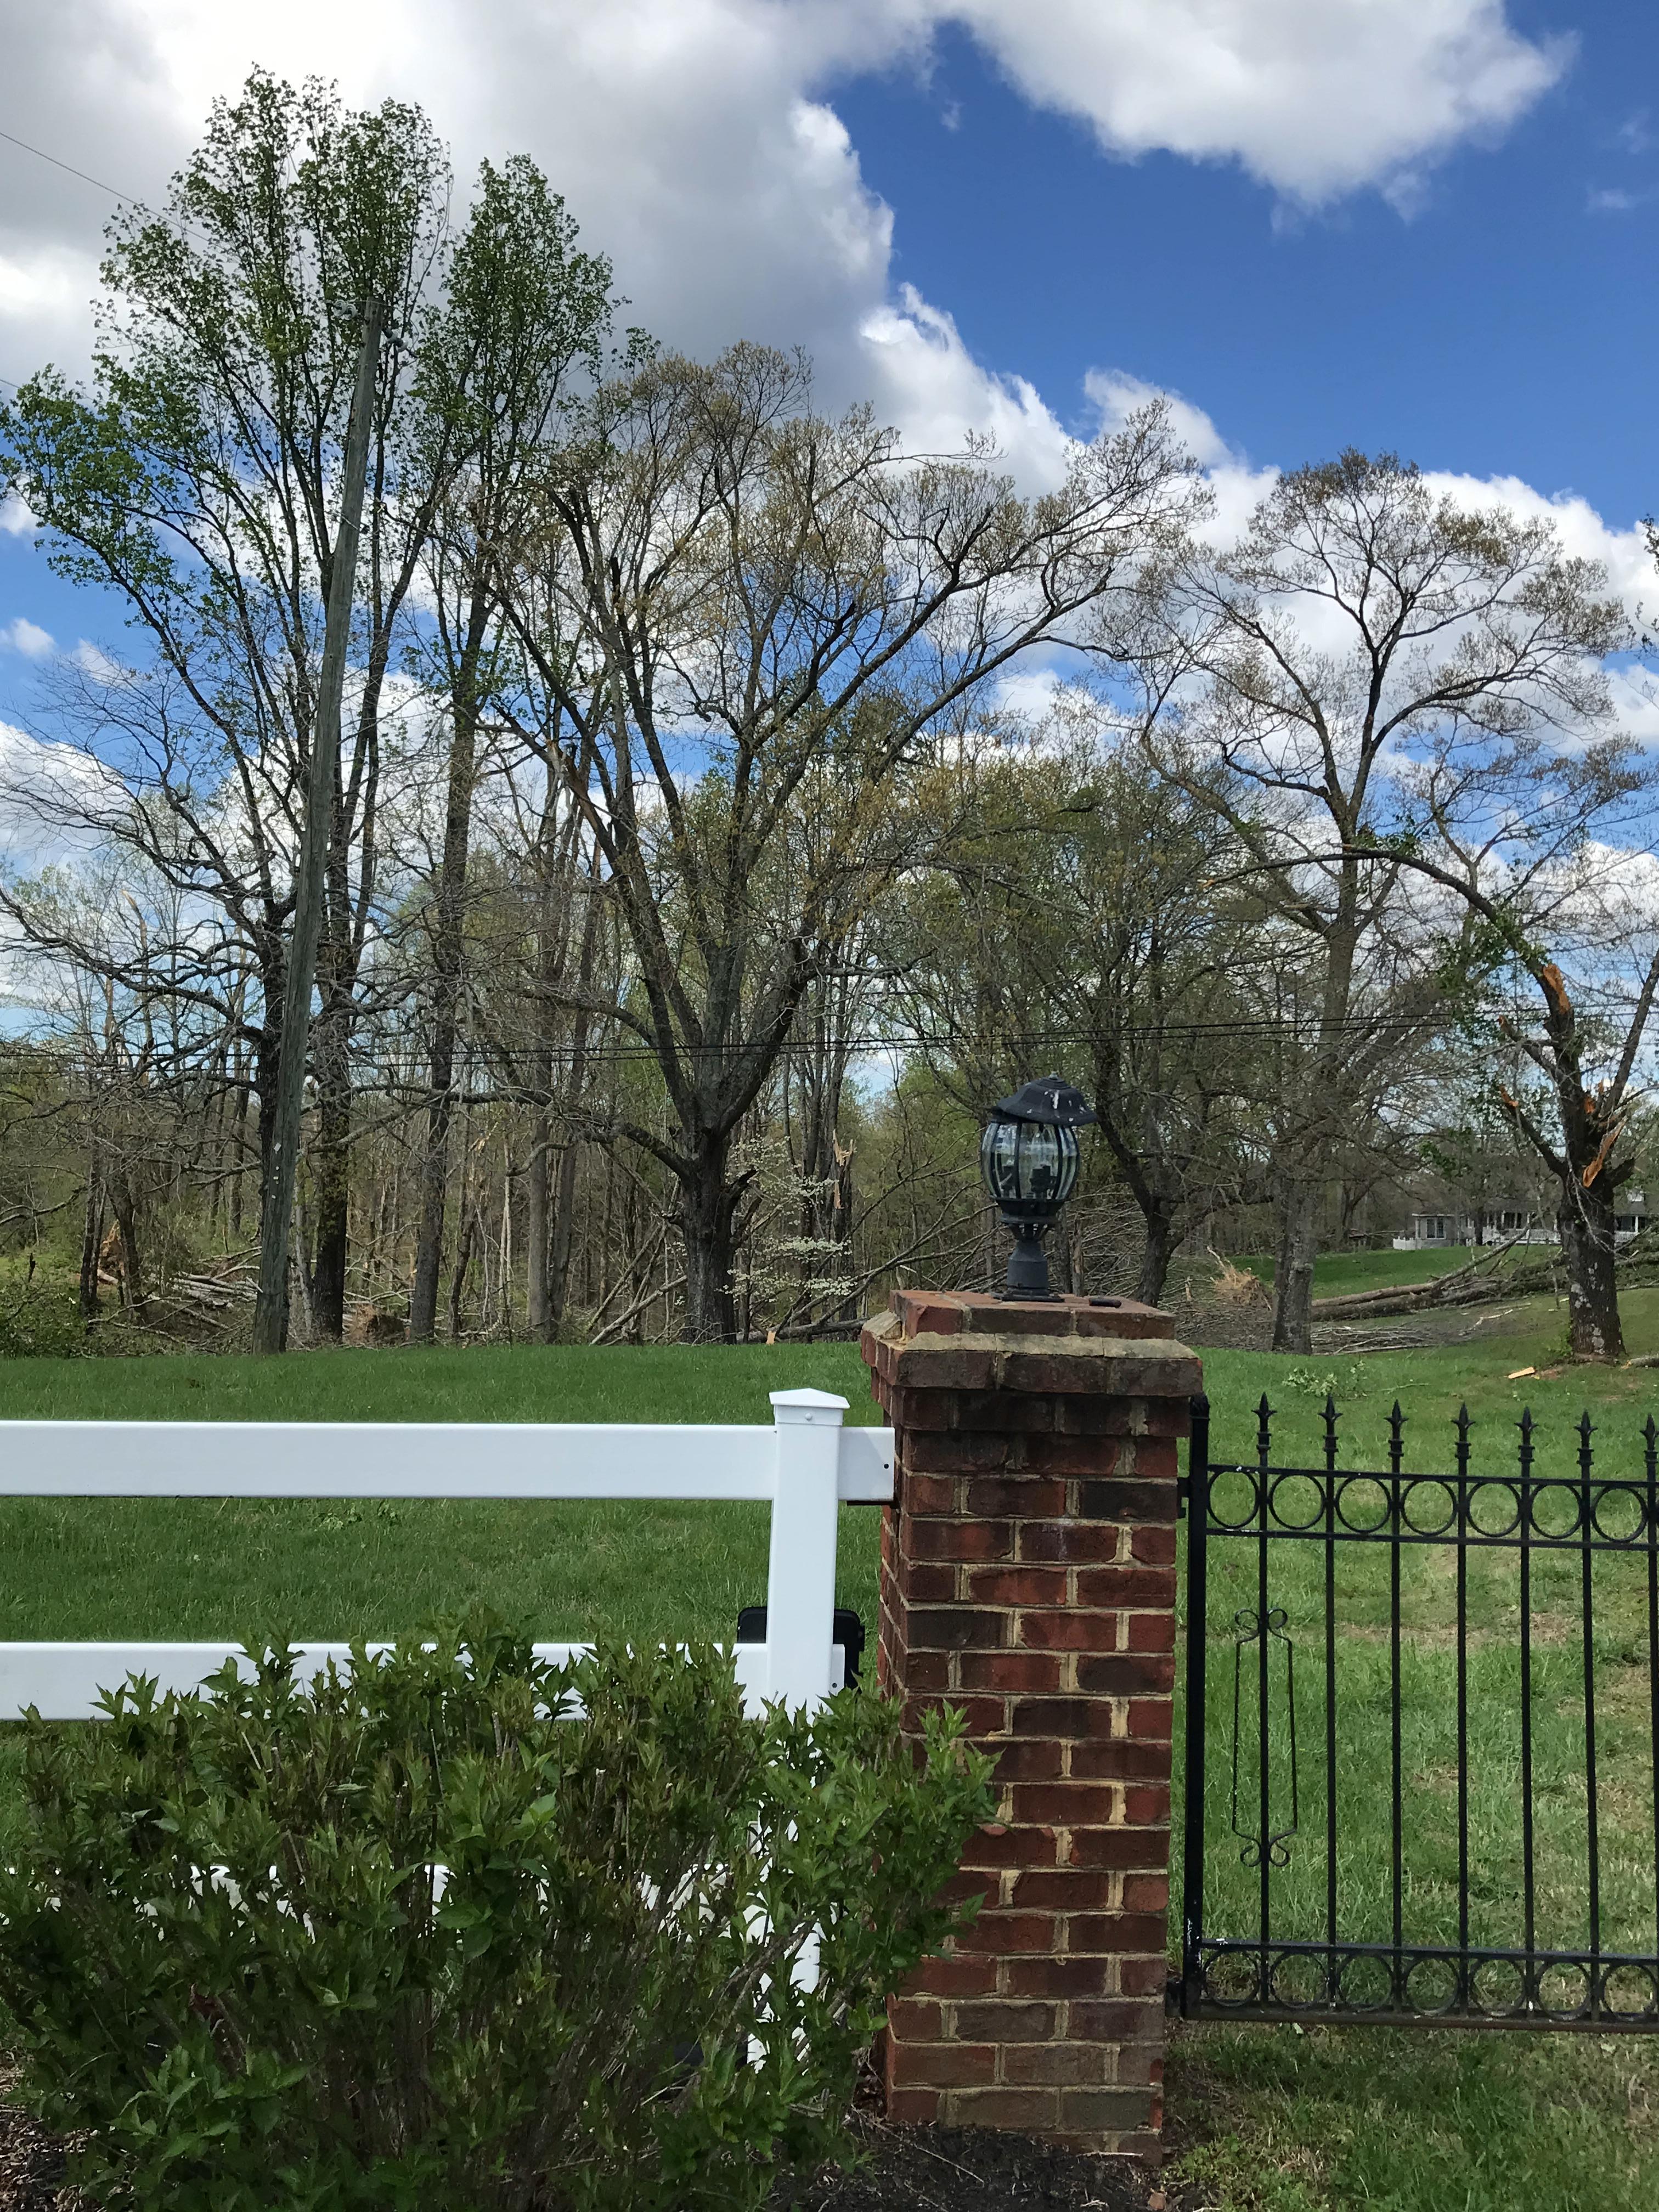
1009, 1867, 1115, 1911
961, 1910, 1055, 1954
1069, 1998, 1165, 2042
1120, 1955, 1172, 1996
1068, 1912, 1167, 1953
1075, 1653, 1173, 1696
901, 2042, 998, 2088
902, 1429, 1018, 1474
883, 2087, 941, 2125
932, 1391, 1057, 1434
1130, 1525, 1177, 1566
942, 2088, 1059, 2130
1018, 1522, 1126, 1565
889, 1648, 949, 1694
1131, 1437, 1180, 1478
887, 1997, 943, 2039
1125, 1696, 1175, 1738
1074, 1565, 1177, 1607
1079, 1479, 1177, 1524
1011, 1697, 1122, 1741
956, 1650, 1063, 1695
1114, 2046, 1165, 2087
968, 1564, 1070, 1607
907, 1517, 1013, 1561
892, 1290, 967, 1338
896, 1559, 957, 1605
901, 1607, 1010, 1651
1065, 1827, 1169, 1870
953, 2000, 1057, 2042
1003, 1955, 1111, 1998
904, 1698, 1006, 1747
889, 1346, 999, 1392
902, 1953, 999, 1998
1125, 1610, 1177, 1652
1018, 1611, 1124, 1654
1066, 1740, 1173, 1781
899, 1472, 960, 1514
1018, 1433, 1127, 1474
1003, 2042, 1111, 2086
1123, 1784, 1171, 1825
965, 1477, 1069, 1518
960, 1823, 1063, 1871
1011, 1782, 1124, 1825
988, 1738, 1064, 1784
1122, 1874, 1170, 1913
1058, 2088, 1155, 2133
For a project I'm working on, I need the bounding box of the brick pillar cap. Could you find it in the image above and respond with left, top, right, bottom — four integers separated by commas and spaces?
887, 1289, 1177, 1342
859, 1295, 1201, 1403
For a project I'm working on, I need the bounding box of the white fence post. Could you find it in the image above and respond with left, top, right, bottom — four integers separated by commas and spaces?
765, 1388, 847, 1712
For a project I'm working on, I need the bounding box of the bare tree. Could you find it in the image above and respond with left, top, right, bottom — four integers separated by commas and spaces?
501, 346, 1200, 1339
1137, 450, 1627, 1350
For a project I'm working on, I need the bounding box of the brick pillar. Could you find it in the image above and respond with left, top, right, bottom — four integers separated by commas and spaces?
861, 1289, 1200, 2158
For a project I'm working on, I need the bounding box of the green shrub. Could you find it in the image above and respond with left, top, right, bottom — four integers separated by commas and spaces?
0, 1624, 992, 2210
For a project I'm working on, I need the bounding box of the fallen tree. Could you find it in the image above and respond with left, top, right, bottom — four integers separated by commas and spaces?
1310, 1228, 1659, 1322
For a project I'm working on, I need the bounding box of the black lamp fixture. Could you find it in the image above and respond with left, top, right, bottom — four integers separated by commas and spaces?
980, 1075, 1097, 1300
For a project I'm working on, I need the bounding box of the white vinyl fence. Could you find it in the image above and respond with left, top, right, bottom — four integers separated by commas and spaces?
0, 1387, 893, 1722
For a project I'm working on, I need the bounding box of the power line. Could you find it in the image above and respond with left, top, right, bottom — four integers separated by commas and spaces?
0, 124, 214, 251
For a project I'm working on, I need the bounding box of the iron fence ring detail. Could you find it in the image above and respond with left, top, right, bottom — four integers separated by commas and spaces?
1528, 1480, 1585, 1542
1333, 1474, 1393, 1534
1400, 1477, 1458, 1538
1590, 1482, 1652, 1545
1465, 1479, 1523, 1539
1266, 1472, 1327, 1531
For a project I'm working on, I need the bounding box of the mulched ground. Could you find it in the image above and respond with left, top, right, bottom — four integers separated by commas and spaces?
0, 2100, 80, 2212
0, 2091, 1164, 2212
773, 2115, 1160, 2212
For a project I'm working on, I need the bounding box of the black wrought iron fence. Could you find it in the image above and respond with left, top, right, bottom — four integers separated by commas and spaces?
1180, 1391, 1659, 2029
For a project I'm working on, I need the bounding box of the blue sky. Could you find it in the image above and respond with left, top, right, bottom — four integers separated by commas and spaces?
834, 5, 1655, 518
1, 0, 1656, 732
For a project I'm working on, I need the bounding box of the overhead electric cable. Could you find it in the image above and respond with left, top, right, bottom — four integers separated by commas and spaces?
0, 122, 217, 252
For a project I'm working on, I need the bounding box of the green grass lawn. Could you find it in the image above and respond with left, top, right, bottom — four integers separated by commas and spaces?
0, 1298, 1655, 2209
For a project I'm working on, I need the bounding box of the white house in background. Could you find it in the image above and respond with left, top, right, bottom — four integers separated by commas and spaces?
1392, 1191, 1648, 1252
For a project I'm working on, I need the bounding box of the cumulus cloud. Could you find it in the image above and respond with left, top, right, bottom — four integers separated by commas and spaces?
0, 0, 1571, 471
861, 287, 1074, 486
0, 617, 53, 658
948, 0, 1568, 207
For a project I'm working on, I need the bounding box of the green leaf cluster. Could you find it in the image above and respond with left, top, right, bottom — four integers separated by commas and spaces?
0, 1623, 990, 2210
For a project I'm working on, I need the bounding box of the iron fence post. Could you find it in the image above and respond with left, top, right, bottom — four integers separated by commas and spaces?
1181, 1390, 1211, 2017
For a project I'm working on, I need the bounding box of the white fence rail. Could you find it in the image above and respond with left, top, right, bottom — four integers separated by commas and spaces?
0, 1387, 892, 1723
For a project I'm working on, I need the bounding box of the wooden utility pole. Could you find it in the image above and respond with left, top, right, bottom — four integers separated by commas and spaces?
253, 299, 383, 1354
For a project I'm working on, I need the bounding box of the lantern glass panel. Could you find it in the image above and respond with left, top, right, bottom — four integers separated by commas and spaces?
980, 1116, 1080, 1208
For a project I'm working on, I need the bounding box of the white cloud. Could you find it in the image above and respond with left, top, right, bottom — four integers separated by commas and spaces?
1587, 186, 1646, 215
945, 0, 1567, 206
0, 498, 36, 538
0, 0, 1571, 482
861, 286, 1074, 485
1419, 470, 1656, 626
0, 617, 53, 658
70, 639, 124, 684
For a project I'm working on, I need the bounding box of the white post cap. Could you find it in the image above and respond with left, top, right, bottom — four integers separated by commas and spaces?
769, 1388, 849, 1425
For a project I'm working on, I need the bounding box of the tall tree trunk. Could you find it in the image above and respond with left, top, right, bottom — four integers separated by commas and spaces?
107, 1163, 144, 1319
308, 973, 352, 1340
409, 601, 489, 1345
1135, 1200, 1180, 1308
1272, 1180, 1320, 1353
678, 1133, 740, 1343
77, 1154, 102, 1324
1559, 1181, 1623, 1362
